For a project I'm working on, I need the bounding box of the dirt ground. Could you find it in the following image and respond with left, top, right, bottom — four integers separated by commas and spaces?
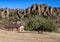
0, 29, 60, 42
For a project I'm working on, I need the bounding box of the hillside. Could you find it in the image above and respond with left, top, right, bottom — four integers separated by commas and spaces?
0, 4, 60, 32
0, 4, 60, 19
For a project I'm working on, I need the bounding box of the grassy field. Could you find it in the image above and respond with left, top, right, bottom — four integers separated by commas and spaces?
0, 29, 60, 42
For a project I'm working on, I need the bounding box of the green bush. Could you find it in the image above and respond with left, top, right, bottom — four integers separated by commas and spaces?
38, 21, 57, 32
31, 10, 38, 15
25, 16, 57, 33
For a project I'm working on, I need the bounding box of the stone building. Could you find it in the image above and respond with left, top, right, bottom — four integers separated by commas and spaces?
4, 24, 24, 32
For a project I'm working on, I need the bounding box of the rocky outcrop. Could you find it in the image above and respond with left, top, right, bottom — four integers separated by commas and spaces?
0, 8, 9, 19
0, 4, 60, 19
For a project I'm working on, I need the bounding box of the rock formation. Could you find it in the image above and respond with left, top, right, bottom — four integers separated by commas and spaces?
0, 4, 60, 19
0, 8, 9, 19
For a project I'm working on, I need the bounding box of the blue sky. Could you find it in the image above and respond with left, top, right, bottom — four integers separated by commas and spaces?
0, 0, 60, 9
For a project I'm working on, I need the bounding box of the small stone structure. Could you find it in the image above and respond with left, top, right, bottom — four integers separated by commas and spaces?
4, 24, 24, 32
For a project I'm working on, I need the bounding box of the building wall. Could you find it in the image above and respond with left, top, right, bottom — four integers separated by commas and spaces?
19, 26, 24, 32
13, 28, 18, 32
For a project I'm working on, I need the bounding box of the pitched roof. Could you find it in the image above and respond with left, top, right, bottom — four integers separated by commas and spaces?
4, 24, 23, 29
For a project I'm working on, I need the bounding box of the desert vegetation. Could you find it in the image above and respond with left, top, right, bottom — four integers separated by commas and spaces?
0, 4, 60, 33
24, 10, 57, 33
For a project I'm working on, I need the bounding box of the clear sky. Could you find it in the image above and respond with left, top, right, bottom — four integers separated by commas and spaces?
0, 0, 60, 9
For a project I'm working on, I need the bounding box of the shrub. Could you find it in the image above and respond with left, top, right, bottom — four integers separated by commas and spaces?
31, 10, 38, 15
25, 16, 57, 33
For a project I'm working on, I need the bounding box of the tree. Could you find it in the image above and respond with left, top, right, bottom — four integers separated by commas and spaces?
31, 10, 38, 15
25, 16, 57, 33
25, 15, 38, 31
0, 14, 2, 19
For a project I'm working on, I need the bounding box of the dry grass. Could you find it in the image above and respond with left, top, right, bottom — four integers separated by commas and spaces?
0, 29, 60, 42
